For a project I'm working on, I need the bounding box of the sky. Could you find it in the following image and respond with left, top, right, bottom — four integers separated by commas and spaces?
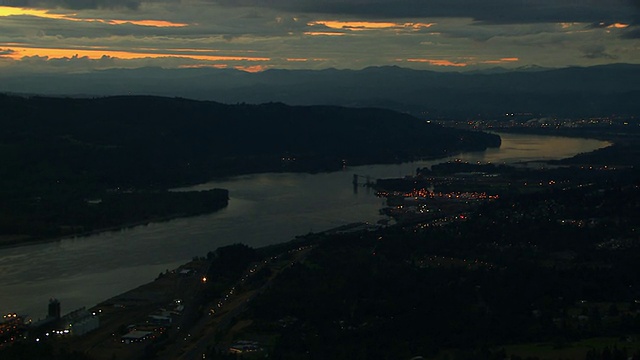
0, 0, 639, 73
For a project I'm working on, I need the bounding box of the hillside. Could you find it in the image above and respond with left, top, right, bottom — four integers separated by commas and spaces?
0, 94, 499, 243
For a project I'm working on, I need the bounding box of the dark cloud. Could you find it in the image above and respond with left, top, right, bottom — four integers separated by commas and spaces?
0, 0, 139, 9
2, 0, 636, 23
0, 48, 16, 55
213, 0, 637, 24
581, 44, 618, 59
621, 24, 640, 38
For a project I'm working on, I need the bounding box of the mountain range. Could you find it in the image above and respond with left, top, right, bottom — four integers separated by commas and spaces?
2, 64, 639, 118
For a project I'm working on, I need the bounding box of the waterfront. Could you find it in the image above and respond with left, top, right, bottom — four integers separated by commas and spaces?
0, 133, 610, 320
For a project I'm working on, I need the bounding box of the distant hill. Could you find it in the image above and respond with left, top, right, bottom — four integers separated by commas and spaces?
0, 94, 499, 242
0, 94, 499, 189
1, 64, 639, 117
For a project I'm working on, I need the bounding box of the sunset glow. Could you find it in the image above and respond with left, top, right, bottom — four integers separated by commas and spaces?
1, 45, 270, 62
308, 20, 435, 31
235, 65, 268, 72
481, 57, 520, 64
405, 59, 468, 67
0, 6, 188, 28
0, 0, 637, 74
105, 19, 189, 27
303, 31, 346, 36
0, 6, 72, 20
606, 23, 629, 29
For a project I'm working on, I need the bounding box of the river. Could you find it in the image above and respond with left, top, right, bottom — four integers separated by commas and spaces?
0, 133, 610, 320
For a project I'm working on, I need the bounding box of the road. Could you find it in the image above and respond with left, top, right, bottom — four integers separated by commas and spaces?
169, 245, 315, 360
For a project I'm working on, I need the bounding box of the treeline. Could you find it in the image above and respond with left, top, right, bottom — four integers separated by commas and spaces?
0, 189, 228, 244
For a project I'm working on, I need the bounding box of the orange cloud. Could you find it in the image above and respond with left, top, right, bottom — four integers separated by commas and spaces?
401, 57, 518, 67
104, 19, 188, 27
304, 31, 346, 36
0, 6, 71, 20
2, 45, 270, 62
405, 58, 468, 67
607, 23, 629, 29
0, 6, 188, 27
407, 23, 437, 30
481, 57, 519, 64
235, 65, 268, 73
310, 20, 398, 30
309, 20, 435, 31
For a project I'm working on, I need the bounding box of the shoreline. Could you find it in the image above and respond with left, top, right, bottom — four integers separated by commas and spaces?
0, 213, 201, 251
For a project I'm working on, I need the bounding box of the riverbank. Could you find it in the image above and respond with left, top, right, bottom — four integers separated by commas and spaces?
0, 188, 229, 250
489, 127, 640, 167
0, 214, 205, 250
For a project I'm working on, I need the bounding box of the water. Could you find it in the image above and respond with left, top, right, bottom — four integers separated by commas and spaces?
0, 133, 610, 319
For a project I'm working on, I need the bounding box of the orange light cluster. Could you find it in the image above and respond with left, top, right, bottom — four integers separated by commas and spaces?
378, 189, 499, 201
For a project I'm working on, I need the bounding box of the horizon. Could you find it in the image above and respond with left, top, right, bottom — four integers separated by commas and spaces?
2, 62, 639, 118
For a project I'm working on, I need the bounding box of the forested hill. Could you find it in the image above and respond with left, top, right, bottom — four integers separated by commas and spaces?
0, 94, 500, 189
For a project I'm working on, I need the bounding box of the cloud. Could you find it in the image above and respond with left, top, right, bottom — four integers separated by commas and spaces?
308, 20, 435, 31
586, 20, 640, 39
0, 53, 119, 73
404, 58, 468, 67
0, 52, 272, 74
1, 44, 272, 62
619, 18, 640, 38
397, 56, 520, 68
212, 0, 638, 24
0, 0, 140, 10
581, 44, 618, 59
0, 6, 189, 29
587, 21, 630, 29
2, 0, 638, 25
0, 0, 638, 73
480, 57, 519, 64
